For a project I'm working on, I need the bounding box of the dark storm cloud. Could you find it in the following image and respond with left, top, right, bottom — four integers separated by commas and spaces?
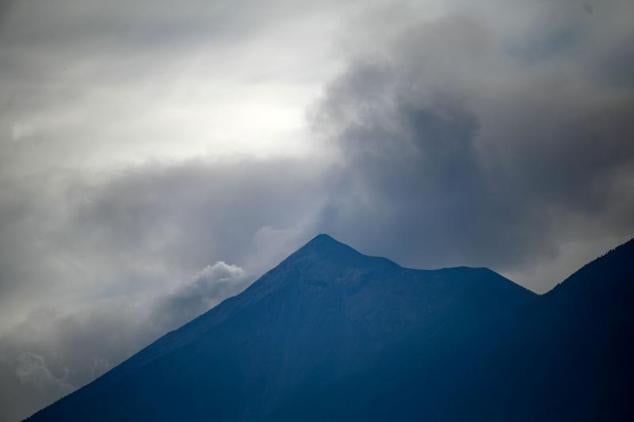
74, 160, 325, 271
0, 158, 322, 313
314, 3, 634, 290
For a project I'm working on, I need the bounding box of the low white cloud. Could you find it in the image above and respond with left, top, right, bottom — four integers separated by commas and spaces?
153, 261, 250, 331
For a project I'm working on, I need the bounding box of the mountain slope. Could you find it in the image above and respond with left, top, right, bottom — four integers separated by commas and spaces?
27, 234, 537, 421
468, 238, 634, 421
268, 238, 634, 421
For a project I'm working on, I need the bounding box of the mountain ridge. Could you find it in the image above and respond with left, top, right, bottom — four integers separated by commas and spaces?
26, 234, 633, 421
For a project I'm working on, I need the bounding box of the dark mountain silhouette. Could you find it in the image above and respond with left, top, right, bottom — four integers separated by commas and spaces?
461, 237, 634, 421
27, 234, 633, 421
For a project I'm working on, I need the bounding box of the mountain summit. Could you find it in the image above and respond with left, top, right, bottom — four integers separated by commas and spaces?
27, 235, 633, 421
299, 233, 349, 251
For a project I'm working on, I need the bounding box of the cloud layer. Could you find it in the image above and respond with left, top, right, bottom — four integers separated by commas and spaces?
0, 0, 633, 420
0, 159, 323, 420
314, 0, 634, 288
0, 256, 250, 422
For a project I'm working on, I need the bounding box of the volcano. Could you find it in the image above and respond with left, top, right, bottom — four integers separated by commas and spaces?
27, 234, 634, 421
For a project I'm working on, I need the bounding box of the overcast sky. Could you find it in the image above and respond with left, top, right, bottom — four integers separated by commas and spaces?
1, 0, 633, 420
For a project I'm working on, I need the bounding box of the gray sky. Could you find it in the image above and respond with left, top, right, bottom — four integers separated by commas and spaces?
1, 0, 633, 420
